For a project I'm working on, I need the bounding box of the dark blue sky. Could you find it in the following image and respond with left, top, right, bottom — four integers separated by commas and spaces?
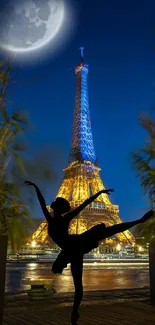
5, 0, 155, 221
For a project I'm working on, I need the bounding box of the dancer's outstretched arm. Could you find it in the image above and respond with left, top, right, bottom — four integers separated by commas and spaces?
24, 181, 51, 223
104, 210, 154, 238
65, 189, 114, 222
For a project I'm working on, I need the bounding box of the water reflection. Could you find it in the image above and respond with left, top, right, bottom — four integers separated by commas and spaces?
5, 262, 149, 293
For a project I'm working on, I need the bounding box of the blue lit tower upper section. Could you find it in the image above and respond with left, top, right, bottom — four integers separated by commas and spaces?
69, 47, 96, 164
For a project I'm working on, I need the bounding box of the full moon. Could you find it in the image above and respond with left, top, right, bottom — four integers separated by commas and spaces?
0, 0, 65, 53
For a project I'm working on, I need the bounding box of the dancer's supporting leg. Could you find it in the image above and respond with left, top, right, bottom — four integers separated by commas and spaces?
70, 255, 83, 324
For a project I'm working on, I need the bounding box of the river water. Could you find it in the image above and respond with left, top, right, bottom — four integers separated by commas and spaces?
5, 262, 149, 293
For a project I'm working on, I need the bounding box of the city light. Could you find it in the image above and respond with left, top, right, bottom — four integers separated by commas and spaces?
31, 240, 36, 248
116, 243, 121, 251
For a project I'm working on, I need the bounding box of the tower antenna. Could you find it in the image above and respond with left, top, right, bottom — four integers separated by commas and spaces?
79, 46, 84, 63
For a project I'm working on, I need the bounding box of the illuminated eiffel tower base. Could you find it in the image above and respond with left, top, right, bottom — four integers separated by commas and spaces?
30, 49, 135, 249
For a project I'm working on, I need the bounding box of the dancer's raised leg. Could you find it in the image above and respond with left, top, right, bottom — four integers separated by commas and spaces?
96, 210, 154, 241
52, 210, 154, 275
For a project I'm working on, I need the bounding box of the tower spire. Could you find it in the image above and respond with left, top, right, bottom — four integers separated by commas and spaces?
69, 48, 96, 164
79, 46, 84, 63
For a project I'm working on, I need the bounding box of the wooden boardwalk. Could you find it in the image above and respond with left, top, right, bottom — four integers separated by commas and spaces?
3, 300, 155, 325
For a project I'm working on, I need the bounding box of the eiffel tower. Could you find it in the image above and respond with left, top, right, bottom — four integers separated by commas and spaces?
31, 48, 135, 247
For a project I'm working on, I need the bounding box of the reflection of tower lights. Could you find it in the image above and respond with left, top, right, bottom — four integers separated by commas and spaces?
31, 240, 36, 248
116, 243, 121, 251
138, 246, 142, 252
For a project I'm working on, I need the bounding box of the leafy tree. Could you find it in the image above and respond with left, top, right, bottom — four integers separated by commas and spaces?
0, 57, 32, 252
132, 112, 155, 243
0, 57, 60, 251
132, 113, 155, 204
133, 218, 155, 245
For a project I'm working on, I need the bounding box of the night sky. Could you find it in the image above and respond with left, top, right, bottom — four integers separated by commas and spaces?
1, 0, 155, 222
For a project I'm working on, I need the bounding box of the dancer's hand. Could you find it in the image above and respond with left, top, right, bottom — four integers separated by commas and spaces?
102, 189, 114, 195
24, 180, 36, 187
139, 210, 154, 224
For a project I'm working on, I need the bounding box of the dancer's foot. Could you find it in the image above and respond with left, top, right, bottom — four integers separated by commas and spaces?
71, 311, 80, 324
51, 263, 62, 274
139, 210, 154, 224
51, 260, 65, 274
51, 251, 70, 274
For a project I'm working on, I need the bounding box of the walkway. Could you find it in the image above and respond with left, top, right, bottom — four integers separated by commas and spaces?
3, 288, 155, 325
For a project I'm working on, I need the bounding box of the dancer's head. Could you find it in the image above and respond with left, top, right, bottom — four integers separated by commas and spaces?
50, 197, 71, 215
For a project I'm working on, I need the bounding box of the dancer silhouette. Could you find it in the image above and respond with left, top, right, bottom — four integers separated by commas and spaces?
25, 181, 154, 324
